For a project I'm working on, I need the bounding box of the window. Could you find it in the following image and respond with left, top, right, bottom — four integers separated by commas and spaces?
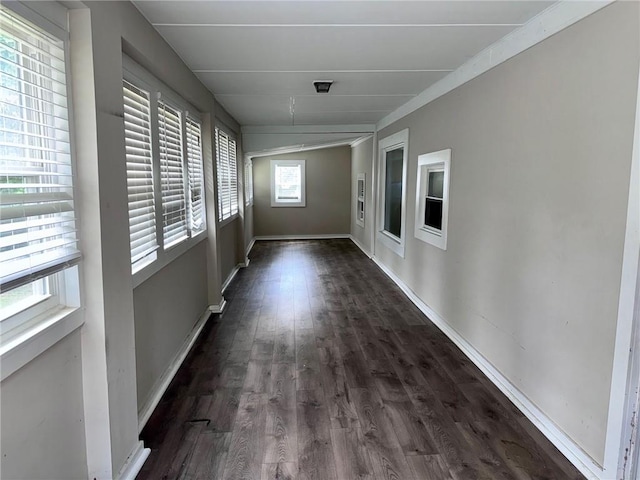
245, 158, 253, 206
123, 56, 206, 278
0, 5, 79, 336
123, 81, 157, 268
158, 100, 187, 249
215, 127, 238, 222
415, 149, 451, 250
186, 118, 205, 232
377, 129, 409, 257
270, 159, 305, 207
356, 173, 365, 227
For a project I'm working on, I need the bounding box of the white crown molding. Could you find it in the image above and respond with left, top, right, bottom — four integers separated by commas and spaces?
350, 135, 374, 148
376, 1, 614, 131
242, 124, 375, 134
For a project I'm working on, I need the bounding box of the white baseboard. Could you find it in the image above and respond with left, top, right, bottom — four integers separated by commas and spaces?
246, 238, 256, 257
348, 234, 372, 258
117, 441, 150, 480
221, 264, 241, 293
137, 308, 213, 433
209, 299, 227, 314
253, 234, 350, 241
221, 258, 252, 294
370, 255, 605, 480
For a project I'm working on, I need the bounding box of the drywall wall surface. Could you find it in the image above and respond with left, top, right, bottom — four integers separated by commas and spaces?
253, 146, 351, 236
77, 1, 222, 473
375, 2, 639, 465
0, 330, 87, 480
134, 240, 208, 411
245, 204, 254, 253
220, 218, 240, 285
351, 138, 374, 254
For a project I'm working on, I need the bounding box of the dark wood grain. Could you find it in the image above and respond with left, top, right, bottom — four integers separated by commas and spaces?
138, 240, 586, 480
265, 363, 298, 464
296, 389, 338, 480
222, 393, 268, 480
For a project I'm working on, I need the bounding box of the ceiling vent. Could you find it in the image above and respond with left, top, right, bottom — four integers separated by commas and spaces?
313, 80, 333, 93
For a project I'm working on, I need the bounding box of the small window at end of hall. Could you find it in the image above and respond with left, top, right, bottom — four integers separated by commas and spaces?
270, 159, 306, 207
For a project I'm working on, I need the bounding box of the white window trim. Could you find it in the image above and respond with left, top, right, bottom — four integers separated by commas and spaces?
122, 55, 207, 288
0, 2, 84, 375
356, 173, 365, 228
245, 158, 253, 207
415, 149, 451, 250
376, 129, 409, 258
270, 159, 306, 207
215, 126, 239, 224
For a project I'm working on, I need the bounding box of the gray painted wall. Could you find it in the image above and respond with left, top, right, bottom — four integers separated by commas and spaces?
350, 138, 374, 254
0, 331, 87, 480
134, 240, 209, 411
0, 1, 244, 478
374, 2, 639, 464
220, 219, 241, 285
253, 146, 351, 236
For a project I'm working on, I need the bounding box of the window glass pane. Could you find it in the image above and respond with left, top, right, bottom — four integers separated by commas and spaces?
0, 6, 80, 292
275, 165, 301, 201
425, 198, 443, 231
428, 170, 444, 199
384, 148, 403, 237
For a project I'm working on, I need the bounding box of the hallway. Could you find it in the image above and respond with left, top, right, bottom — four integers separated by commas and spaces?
138, 239, 585, 480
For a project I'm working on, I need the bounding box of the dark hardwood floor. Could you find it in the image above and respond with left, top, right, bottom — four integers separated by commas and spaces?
138, 239, 585, 480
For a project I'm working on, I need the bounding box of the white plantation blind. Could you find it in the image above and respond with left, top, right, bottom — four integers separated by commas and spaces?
123, 81, 157, 266
0, 7, 80, 291
186, 118, 204, 232
215, 127, 237, 222
158, 100, 188, 249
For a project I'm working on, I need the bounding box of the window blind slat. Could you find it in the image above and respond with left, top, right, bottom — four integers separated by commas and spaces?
158, 100, 188, 249
123, 80, 157, 269
215, 128, 237, 222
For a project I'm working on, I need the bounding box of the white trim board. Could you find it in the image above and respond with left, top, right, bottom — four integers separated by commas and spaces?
376, 1, 613, 131
370, 254, 605, 480
246, 238, 256, 257
137, 308, 213, 433
116, 441, 150, 480
606, 57, 640, 480
254, 234, 350, 241
349, 235, 372, 259
221, 259, 251, 294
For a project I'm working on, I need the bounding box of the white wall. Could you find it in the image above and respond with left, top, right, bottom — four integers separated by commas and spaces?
373, 2, 639, 465
350, 137, 374, 254
0, 330, 87, 480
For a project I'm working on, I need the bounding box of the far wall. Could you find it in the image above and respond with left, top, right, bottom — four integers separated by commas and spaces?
253, 146, 351, 236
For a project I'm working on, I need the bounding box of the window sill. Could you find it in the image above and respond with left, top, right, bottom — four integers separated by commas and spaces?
0, 305, 83, 381
132, 231, 207, 288
377, 229, 406, 258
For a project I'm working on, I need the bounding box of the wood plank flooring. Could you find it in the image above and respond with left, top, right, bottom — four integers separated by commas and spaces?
138, 239, 585, 480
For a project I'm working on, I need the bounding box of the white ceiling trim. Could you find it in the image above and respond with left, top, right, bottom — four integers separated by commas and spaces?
152, 23, 524, 27
195, 69, 454, 73
242, 124, 375, 134
376, 0, 615, 131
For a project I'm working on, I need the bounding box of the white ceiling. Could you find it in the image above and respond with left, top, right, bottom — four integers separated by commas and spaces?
133, 1, 555, 128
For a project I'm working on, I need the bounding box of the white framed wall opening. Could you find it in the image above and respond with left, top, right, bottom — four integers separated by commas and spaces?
356, 173, 365, 227
376, 129, 409, 257
215, 127, 238, 224
270, 159, 306, 207
414, 148, 451, 250
122, 56, 206, 285
0, 2, 82, 377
